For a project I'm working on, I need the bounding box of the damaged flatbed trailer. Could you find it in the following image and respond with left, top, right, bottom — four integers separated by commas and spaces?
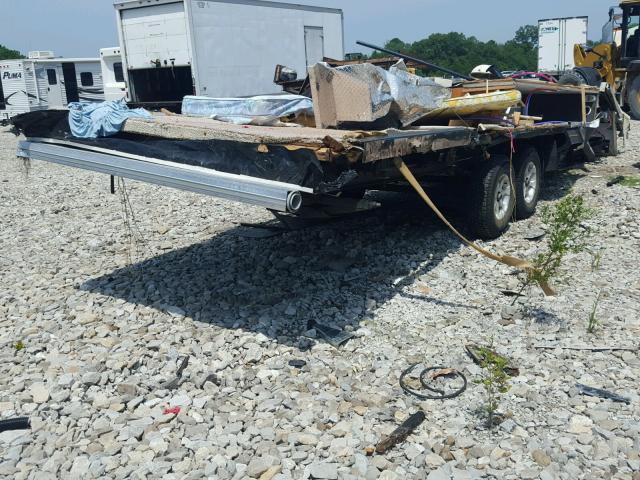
12, 104, 617, 239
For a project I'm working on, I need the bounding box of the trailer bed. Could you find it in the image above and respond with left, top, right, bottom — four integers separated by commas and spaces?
122, 115, 482, 163
120, 113, 574, 164
12, 109, 585, 224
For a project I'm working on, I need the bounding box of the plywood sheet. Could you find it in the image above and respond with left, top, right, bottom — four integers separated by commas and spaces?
123, 114, 365, 145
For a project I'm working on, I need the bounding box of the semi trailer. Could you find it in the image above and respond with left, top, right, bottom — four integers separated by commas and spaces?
538, 17, 589, 76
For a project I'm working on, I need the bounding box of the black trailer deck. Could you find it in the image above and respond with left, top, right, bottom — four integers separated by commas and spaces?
12, 109, 598, 238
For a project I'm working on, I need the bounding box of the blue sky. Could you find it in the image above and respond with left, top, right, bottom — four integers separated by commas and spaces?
4, 0, 608, 57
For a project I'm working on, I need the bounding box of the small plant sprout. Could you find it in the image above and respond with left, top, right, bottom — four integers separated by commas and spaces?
14, 340, 25, 351
613, 175, 640, 188
587, 291, 602, 334
589, 249, 604, 272
476, 341, 511, 428
516, 194, 593, 300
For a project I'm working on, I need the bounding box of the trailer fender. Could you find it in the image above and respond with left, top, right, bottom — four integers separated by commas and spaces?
528, 137, 560, 172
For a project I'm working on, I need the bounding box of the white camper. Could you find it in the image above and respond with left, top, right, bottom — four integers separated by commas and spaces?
0, 51, 103, 123
100, 47, 127, 101
113, 0, 344, 104
538, 17, 589, 75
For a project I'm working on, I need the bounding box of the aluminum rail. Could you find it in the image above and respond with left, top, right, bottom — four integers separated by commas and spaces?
356, 40, 474, 81
17, 140, 309, 213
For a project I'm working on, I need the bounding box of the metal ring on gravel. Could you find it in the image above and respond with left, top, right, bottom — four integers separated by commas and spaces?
399, 364, 467, 400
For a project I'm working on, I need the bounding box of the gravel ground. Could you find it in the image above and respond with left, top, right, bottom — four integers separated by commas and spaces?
1, 124, 639, 480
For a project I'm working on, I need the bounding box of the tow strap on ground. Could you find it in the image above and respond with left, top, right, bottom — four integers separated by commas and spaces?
394, 158, 555, 296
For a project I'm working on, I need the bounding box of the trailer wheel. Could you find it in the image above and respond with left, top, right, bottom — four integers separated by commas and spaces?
559, 71, 585, 86
559, 67, 601, 87
468, 156, 515, 239
627, 75, 640, 121
514, 147, 542, 220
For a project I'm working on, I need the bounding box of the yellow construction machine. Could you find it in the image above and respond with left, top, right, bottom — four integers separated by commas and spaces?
565, 0, 640, 119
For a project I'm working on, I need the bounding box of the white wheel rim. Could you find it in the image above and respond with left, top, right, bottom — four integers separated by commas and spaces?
523, 162, 538, 204
494, 174, 512, 221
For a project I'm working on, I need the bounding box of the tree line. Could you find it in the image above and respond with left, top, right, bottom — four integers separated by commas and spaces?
373, 25, 540, 76
0, 44, 24, 60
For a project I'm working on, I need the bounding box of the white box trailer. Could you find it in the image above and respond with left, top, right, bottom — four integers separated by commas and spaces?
100, 47, 127, 101
113, 0, 344, 104
1, 52, 104, 124
538, 17, 588, 74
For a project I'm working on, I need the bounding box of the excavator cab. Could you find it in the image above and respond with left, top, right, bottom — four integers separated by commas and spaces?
602, 6, 623, 44
619, 1, 640, 118
619, 2, 640, 66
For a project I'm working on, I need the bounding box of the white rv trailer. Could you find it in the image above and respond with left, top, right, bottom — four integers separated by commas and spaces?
100, 47, 127, 101
113, 0, 344, 104
538, 17, 589, 75
0, 52, 104, 124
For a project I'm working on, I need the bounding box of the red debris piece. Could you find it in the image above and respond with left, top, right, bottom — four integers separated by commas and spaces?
163, 406, 181, 415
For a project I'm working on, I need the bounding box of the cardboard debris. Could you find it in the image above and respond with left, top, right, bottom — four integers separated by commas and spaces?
308, 60, 451, 129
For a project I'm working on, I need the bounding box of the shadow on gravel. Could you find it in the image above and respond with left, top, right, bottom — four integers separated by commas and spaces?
81, 193, 474, 346
78, 161, 591, 346
539, 170, 585, 202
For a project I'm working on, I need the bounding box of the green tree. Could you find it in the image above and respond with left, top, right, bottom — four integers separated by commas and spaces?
386, 37, 409, 53
514, 25, 539, 50
0, 44, 24, 60
378, 25, 538, 76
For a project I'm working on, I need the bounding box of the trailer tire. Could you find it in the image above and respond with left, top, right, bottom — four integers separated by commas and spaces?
559, 67, 601, 87
514, 147, 542, 220
559, 71, 585, 86
468, 156, 515, 240
627, 75, 640, 121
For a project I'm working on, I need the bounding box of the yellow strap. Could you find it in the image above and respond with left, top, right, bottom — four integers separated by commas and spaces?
394, 158, 555, 296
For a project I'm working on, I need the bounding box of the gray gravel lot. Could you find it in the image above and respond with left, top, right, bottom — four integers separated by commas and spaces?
1, 125, 639, 480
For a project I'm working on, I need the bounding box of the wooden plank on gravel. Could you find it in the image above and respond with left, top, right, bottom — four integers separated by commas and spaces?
454, 79, 600, 97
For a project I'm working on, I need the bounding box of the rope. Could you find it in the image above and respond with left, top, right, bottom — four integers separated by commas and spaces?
394, 157, 555, 296
507, 129, 517, 216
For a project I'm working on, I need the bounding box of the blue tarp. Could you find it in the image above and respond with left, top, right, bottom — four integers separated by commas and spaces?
68, 99, 152, 139
182, 94, 313, 125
